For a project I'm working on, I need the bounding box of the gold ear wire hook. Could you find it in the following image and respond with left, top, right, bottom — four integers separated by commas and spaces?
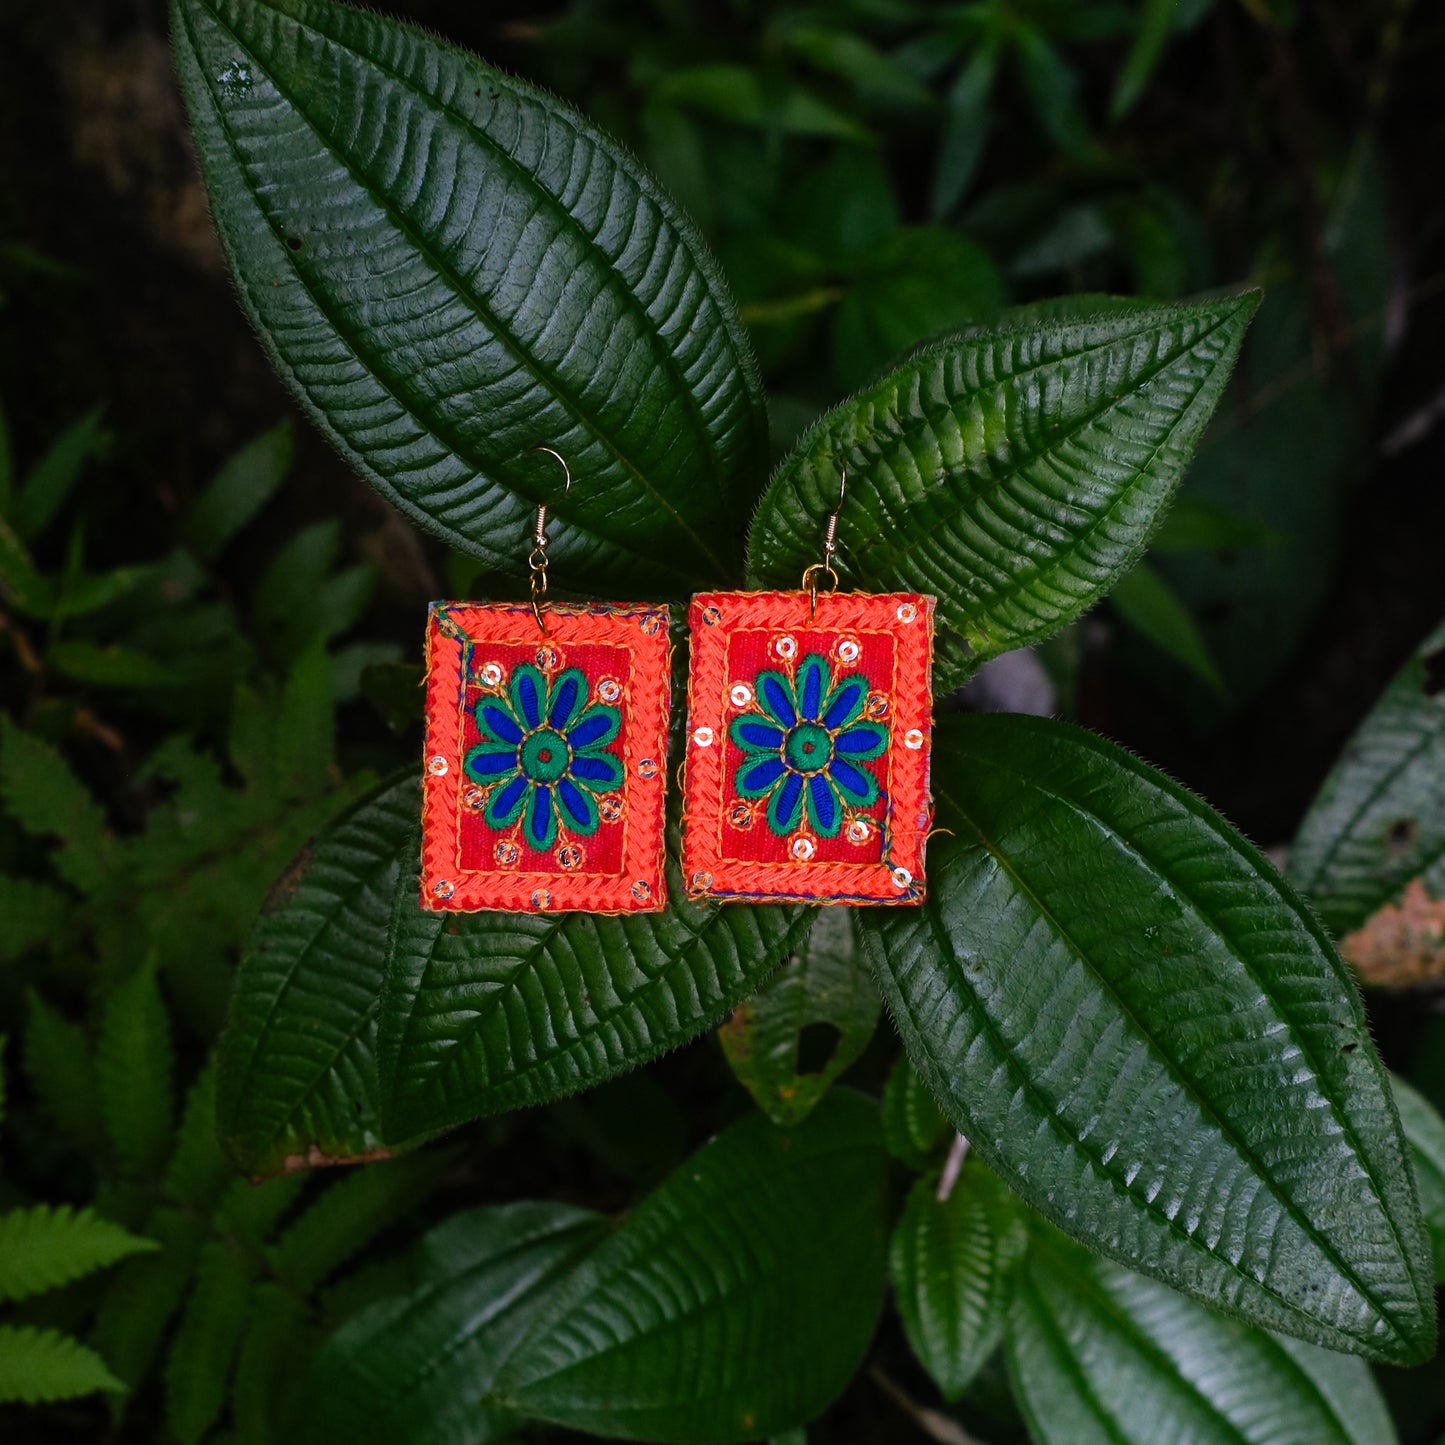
802, 462, 846, 616
525, 447, 573, 634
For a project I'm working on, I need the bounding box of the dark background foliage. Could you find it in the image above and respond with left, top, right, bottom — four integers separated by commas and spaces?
3, 0, 1445, 1440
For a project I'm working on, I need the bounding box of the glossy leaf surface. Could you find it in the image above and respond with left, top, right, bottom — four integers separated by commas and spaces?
495, 1091, 889, 1442
890, 1161, 1028, 1401
217, 777, 405, 1176
378, 833, 810, 1148
1290, 614, 1445, 936
718, 908, 879, 1126
859, 712, 1435, 1362
296, 1202, 607, 1445
746, 294, 1256, 688
172, 0, 765, 594
1008, 1227, 1399, 1445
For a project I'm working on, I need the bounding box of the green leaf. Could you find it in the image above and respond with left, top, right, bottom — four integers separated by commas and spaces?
14, 404, 106, 542
185, 420, 293, 560
97, 961, 175, 1177
378, 812, 813, 1146
47, 639, 176, 688
294, 1202, 608, 1445
172, 0, 766, 594
273, 640, 335, 796
495, 1091, 889, 1441
930, 43, 998, 218
0, 512, 56, 616
269, 1148, 458, 1293
653, 64, 870, 141
1391, 1074, 1445, 1283
1108, 557, 1224, 692
216, 774, 410, 1176
0, 1325, 124, 1404
164, 1241, 256, 1445
24, 992, 104, 1154
233, 1284, 312, 1445
1289, 614, 1445, 937
0, 716, 113, 892
1007, 1227, 1399, 1445
1110, 0, 1180, 120
718, 908, 880, 1126
858, 711, 1435, 1363
890, 1162, 1028, 1401
746, 294, 1258, 689
881, 1052, 949, 1169
163, 1060, 237, 1214
0, 1206, 157, 1304
0, 874, 68, 961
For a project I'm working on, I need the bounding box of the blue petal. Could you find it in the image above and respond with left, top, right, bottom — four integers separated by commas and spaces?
465, 747, 517, 778
478, 704, 522, 745
808, 774, 837, 832
516, 671, 543, 730
736, 720, 784, 750
486, 772, 528, 826
823, 678, 867, 729
770, 771, 804, 832
526, 784, 553, 850
569, 712, 614, 748
829, 758, 873, 801
571, 754, 619, 784
798, 657, 826, 721
549, 673, 584, 728
739, 756, 785, 792
760, 675, 796, 728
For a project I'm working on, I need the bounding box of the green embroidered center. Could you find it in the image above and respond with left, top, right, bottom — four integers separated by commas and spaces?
784, 722, 833, 775
520, 728, 570, 783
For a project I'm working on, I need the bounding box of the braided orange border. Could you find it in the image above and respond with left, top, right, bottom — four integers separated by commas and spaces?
420, 601, 670, 913
681, 590, 934, 905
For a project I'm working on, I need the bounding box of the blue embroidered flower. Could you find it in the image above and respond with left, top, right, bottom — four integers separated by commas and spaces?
728, 653, 887, 838
464, 662, 623, 853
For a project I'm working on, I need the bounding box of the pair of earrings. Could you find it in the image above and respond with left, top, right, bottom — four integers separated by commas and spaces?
419, 451, 935, 914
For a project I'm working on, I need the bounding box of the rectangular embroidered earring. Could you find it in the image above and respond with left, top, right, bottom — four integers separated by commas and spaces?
682, 464, 935, 906
420, 448, 671, 914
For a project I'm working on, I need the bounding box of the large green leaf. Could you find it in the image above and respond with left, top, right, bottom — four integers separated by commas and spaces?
217, 776, 408, 1176
858, 712, 1435, 1363
294, 1202, 608, 1445
1289, 614, 1445, 938
745, 294, 1256, 689
889, 1161, 1028, 1401
717, 907, 880, 1126
171, 0, 765, 594
494, 1091, 889, 1442
219, 771, 811, 1172
379, 821, 812, 1141
1392, 1074, 1445, 1283
1007, 1227, 1399, 1445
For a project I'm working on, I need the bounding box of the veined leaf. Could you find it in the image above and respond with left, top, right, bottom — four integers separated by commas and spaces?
171, 0, 766, 594
890, 1162, 1028, 1401
0, 1325, 124, 1405
881, 1053, 949, 1170
376, 811, 811, 1148
718, 908, 880, 1126
858, 712, 1435, 1363
24, 993, 103, 1154
1008, 1227, 1399, 1445
495, 1091, 889, 1442
1289, 614, 1445, 938
216, 776, 407, 1175
294, 1202, 608, 1445
0, 1206, 157, 1304
1391, 1074, 1445, 1283
746, 294, 1256, 689
163, 1060, 236, 1214
1108, 557, 1224, 692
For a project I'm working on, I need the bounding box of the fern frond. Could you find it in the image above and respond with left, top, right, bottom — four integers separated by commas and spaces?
91, 1206, 203, 1394
0, 874, 68, 961
232, 1281, 312, 1445
163, 1058, 235, 1213
164, 1240, 255, 1445
96, 960, 174, 1175
0, 1205, 157, 1303
0, 716, 114, 892
0, 1324, 123, 1404
24, 991, 104, 1154
270, 1150, 458, 1294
